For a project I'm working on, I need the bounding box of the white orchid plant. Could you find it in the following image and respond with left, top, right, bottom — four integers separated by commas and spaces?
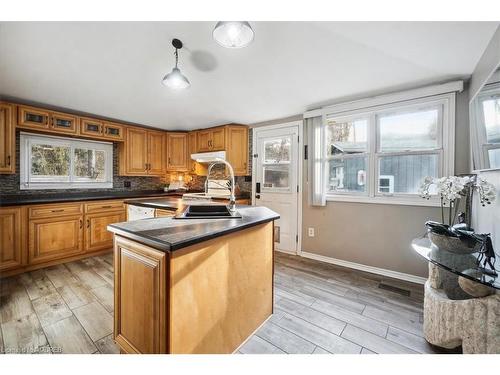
419, 175, 497, 226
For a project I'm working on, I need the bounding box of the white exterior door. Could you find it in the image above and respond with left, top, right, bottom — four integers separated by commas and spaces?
253, 123, 300, 254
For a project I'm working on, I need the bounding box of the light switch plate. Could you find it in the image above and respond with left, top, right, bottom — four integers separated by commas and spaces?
308, 227, 315, 237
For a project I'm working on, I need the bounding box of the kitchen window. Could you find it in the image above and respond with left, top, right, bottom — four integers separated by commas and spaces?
308, 89, 457, 206
20, 132, 113, 189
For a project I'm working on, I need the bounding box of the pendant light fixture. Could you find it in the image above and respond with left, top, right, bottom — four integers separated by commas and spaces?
162, 38, 190, 90
212, 21, 254, 48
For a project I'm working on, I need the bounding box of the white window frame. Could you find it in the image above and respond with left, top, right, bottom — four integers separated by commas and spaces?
321, 92, 456, 207
471, 81, 500, 171
20, 132, 113, 190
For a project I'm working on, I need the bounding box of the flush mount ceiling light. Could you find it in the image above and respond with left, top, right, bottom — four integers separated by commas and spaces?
212, 21, 254, 48
162, 38, 190, 90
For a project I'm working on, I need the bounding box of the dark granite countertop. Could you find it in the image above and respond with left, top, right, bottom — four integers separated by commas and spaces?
125, 194, 250, 212
107, 205, 279, 252
0, 190, 251, 207
0, 190, 185, 207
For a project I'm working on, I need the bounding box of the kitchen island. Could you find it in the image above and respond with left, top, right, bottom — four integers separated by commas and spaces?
107, 205, 279, 354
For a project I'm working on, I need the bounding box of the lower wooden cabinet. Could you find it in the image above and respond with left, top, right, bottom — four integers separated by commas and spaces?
0, 207, 26, 271
29, 214, 84, 265
85, 211, 126, 252
114, 236, 167, 354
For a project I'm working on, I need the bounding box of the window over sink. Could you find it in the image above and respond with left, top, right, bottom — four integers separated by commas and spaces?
20, 132, 113, 189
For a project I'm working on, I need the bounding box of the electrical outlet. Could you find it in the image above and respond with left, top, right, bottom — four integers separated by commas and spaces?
308, 227, 315, 237
124, 181, 131, 188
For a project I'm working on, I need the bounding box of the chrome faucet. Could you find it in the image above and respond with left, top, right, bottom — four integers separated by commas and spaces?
206, 159, 236, 212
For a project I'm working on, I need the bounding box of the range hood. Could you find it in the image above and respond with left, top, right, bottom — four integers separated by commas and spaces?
191, 151, 226, 163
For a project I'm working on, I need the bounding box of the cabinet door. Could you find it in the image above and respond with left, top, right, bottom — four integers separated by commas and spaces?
103, 121, 124, 141
147, 131, 166, 175
80, 117, 104, 138
197, 130, 211, 152
85, 211, 126, 252
125, 128, 148, 175
114, 236, 167, 354
50, 111, 78, 135
226, 126, 249, 176
29, 215, 84, 264
17, 105, 50, 130
0, 207, 26, 271
0, 103, 15, 174
187, 131, 197, 172
166, 133, 188, 171
211, 128, 226, 151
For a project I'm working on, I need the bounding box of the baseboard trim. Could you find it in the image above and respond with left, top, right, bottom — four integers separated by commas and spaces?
275, 248, 297, 256
300, 251, 427, 285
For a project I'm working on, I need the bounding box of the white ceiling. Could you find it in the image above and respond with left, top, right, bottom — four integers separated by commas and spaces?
0, 22, 498, 130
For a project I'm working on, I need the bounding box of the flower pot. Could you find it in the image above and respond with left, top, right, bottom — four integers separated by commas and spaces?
428, 231, 479, 254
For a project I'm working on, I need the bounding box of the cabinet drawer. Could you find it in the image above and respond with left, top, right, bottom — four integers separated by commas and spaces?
85, 200, 125, 214
29, 203, 83, 219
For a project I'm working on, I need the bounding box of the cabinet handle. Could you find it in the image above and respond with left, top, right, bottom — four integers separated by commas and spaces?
168, 157, 171, 165
79, 219, 83, 229
86, 219, 90, 228
7, 155, 11, 166
51, 209, 64, 213
101, 205, 112, 209
45, 116, 49, 125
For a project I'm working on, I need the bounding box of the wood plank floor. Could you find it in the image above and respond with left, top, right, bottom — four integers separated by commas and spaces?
1, 251, 443, 354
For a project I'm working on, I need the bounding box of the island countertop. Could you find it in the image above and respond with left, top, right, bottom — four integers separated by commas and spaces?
107, 205, 280, 252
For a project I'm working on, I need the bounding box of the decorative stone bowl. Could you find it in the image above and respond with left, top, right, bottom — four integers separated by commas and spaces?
428, 231, 479, 254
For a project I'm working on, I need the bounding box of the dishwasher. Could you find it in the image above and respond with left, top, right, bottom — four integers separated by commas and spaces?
127, 205, 155, 221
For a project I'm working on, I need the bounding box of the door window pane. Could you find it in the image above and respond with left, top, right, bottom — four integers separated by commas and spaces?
327, 118, 367, 156
264, 137, 291, 163
31, 144, 70, 177
482, 97, 500, 143
378, 154, 438, 194
378, 108, 439, 152
263, 165, 290, 189
74, 148, 106, 180
328, 157, 367, 193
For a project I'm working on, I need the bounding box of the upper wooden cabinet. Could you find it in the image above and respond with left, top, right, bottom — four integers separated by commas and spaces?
0, 102, 15, 174
17, 104, 78, 135
192, 125, 249, 176
187, 131, 197, 173
102, 121, 124, 141
225, 126, 249, 176
166, 132, 188, 172
197, 127, 225, 152
119, 127, 165, 176
0, 206, 26, 272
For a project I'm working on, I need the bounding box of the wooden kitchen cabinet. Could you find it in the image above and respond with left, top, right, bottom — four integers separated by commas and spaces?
85, 210, 126, 252
29, 214, 84, 265
225, 126, 249, 176
80, 117, 104, 138
166, 132, 188, 171
114, 236, 167, 354
102, 121, 124, 141
120, 127, 166, 176
0, 207, 27, 271
197, 127, 225, 152
147, 131, 166, 174
18, 105, 78, 135
0, 102, 15, 174
49, 110, 79, 135
187, 131, 197, 173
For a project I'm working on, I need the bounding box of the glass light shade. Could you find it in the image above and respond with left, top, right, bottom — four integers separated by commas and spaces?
213, 21, 254, 48
162, 67, 190, 89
